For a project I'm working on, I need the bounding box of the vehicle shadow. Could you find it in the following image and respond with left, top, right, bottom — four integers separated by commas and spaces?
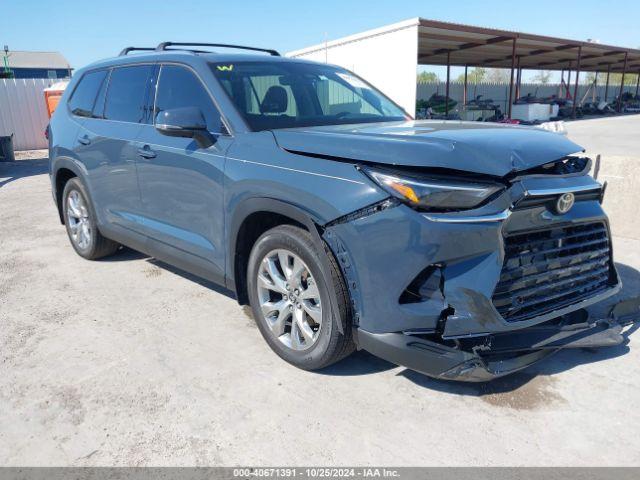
397, 340, 633, 397
105, 247, 399, 376
101, 245, 639, 391
0, 157, 49, 189
147, 257, 237, 298
319, 350, 398, 376
99, 246, 149, 262
100, 247, 238, 298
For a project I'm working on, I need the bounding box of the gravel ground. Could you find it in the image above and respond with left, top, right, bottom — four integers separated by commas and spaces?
0, 144, 639, 466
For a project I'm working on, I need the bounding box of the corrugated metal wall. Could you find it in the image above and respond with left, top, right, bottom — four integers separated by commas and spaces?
0, 78, 52, 151
417, 81, 638, 112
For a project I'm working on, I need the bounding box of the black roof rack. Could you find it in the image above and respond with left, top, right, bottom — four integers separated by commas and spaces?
119, 47, 155, 56
155, 42, 280, 56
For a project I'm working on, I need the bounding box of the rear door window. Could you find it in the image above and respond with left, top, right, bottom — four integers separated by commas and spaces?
68, 70, 108, 118
154, 65, 224, 133
104, 65, 154, 123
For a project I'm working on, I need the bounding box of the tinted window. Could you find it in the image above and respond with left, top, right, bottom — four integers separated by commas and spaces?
211, 62, 406, 131
104, 65, 153, 123
91, 70, 110, 118
239, 75, 297, 116
155, 65, 223, 133
68, 70, 107, 117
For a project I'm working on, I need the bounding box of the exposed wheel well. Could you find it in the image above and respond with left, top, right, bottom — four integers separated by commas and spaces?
55, 168, 77, 224
234, 211, 306, 305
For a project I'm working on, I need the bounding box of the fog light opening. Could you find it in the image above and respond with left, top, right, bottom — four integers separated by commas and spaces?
399, 264, 444, 304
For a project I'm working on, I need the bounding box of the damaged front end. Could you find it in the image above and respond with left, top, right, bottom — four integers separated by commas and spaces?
355, 302, 638, 382
321, 156, 636, 381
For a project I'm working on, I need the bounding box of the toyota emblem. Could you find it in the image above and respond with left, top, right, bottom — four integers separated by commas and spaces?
556, 192, 575, 214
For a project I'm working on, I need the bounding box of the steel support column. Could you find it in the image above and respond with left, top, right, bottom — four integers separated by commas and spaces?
463, 65, 468, 108
604, 64, 611, 101
507, 37, 517, 118
618, 52, 628, 112
445, 51, 451, 117
635, 72, 639, 97
572, 46, 582, 118
515, 57, 522, 100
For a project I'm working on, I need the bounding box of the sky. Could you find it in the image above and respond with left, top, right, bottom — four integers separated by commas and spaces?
2, 0, 639, 82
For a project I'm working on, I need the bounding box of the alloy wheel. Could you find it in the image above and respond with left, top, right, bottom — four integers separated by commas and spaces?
67, 190, 92, 250
256, 249, 322, 350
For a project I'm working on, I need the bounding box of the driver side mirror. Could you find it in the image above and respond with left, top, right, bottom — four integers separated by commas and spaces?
155, 107, 215, 148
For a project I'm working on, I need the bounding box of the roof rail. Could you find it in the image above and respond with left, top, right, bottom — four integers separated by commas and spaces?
119, 47, 155, 56
155, 42, 280, 56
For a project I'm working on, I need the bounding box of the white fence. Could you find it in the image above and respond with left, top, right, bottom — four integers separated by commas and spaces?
417, 81, 638, 112
0, 78, 54, 151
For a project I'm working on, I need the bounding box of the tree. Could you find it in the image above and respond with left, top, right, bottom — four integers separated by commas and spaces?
485, 68, 510, 83
583, 72, 597, 84
417, 71, 439, 83
531, 70, 553, 84
456, 67, 486, 83
582, 71, 638, 86
604, 72, 638, 86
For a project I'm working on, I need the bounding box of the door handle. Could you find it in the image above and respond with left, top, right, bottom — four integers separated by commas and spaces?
78, 135, 91, 145
137, 145, 156, 159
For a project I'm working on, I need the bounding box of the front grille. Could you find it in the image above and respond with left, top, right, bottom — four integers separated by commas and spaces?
515, 190, 601, 210
492, 222, 613, 322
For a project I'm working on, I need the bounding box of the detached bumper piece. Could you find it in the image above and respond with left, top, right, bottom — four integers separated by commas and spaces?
356, 297, 639, 382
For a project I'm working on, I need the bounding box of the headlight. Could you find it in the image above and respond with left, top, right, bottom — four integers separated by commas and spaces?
362, 167, 504, 211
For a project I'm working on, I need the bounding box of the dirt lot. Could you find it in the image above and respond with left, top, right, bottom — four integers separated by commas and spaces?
1, 128, 639, 466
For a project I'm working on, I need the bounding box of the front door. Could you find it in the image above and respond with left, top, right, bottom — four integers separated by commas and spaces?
135, 64, 232, 282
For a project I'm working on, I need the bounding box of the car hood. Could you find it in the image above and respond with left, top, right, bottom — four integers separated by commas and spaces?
272, 120, 584, 177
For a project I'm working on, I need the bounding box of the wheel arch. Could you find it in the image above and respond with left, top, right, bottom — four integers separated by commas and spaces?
52, 158, 88, 224
228, 197, 346, 334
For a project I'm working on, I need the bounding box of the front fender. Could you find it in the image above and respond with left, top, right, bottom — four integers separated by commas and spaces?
227, 197, 323, 264
226, 196, 346, 334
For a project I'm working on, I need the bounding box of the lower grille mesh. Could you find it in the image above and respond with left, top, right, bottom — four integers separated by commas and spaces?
493, 222, 613, 322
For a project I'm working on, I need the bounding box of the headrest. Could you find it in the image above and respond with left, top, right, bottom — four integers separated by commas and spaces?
261, 86, 288, 113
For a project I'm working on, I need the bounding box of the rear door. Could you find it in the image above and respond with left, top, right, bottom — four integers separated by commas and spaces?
66, 68, 109, 188
135, 63, 232, 282
77, 64, 155, 234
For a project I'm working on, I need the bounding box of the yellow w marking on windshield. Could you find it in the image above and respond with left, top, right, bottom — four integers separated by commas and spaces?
217, 65, 234, 71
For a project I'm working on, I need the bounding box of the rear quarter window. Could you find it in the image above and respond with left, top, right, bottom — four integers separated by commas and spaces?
91, 70, 111, 119
68, 70, 108, 118
104, 65, 154, 123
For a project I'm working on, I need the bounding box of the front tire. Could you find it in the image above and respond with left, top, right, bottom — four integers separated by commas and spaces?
247, 225, 354, 370
62, 177, 119, 260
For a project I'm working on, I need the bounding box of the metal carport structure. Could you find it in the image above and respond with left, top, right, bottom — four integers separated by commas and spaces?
287, 18, 640, 117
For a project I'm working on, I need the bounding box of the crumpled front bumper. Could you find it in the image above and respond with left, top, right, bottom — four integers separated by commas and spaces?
324, 172, 633, 381
354, 297, 639, 382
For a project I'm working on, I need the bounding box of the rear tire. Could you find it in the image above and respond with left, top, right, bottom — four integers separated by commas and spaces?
62, 177, 119, 260
247, 225, 354, 370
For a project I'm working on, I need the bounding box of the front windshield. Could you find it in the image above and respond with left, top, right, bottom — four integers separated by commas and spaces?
210, 61, 408, 131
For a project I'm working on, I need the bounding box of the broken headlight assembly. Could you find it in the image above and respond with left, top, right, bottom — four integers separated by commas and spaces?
361, 166, 505, 211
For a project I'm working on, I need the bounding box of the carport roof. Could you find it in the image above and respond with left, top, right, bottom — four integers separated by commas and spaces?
417, 18, 640, 73
288, 18, 640, 74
